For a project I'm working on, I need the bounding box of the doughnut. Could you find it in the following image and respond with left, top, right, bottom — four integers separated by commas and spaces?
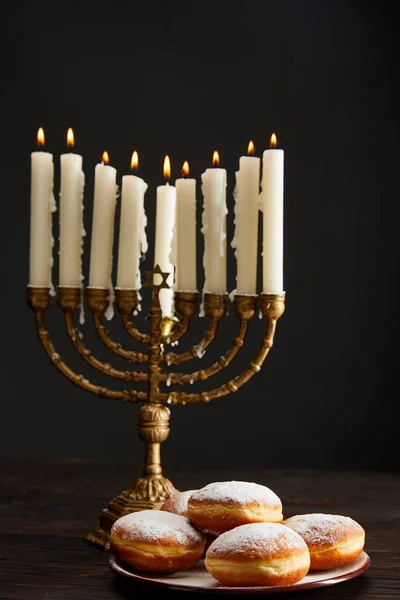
283, 513, 365, 570
160, 490, 217, 555
110, 509, 206, 573
187, 481, 283, 536
205, 522, 310, 587
160, 489, 197, 518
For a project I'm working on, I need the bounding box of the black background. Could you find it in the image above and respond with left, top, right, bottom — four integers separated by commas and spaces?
0, 0, 399, 473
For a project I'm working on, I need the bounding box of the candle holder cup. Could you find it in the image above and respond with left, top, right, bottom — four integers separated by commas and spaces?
27, 265, 285, 550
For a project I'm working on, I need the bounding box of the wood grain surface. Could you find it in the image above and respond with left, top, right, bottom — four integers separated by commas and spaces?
0, 458, 398, 599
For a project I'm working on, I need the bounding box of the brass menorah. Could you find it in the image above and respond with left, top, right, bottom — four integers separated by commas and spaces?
27, 264, 285, 550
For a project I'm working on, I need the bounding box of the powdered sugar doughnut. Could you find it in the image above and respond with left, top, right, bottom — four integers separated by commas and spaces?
160, 489, 216, 555
160, 489, 197, 518
205, 522, 310, 587
283, 513, 365, 570
110, 509, 206, 573
187, 481, 283, 536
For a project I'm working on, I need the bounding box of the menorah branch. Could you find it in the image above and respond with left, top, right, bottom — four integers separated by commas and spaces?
114, 289, 150, 344
167, 290, 200, 343
93, 315, 149, 364
57, 287, 148, 383
86, 288, 148, 364
161, 294, 285, 405
164, 293, 228, 365
27, 287, 146, 403
159, 294, 257, 385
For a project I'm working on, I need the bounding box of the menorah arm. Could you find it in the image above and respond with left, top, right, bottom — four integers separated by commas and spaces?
57, 287, 148, 383
114, 289, 150, 344
86, 288, 148, 364
164, 293, 228, 365
93, 315, 148, 363
160, 295, 257, 384
166, 291, 200, 343
27, 287, 146, 403
161, 294, 285, 405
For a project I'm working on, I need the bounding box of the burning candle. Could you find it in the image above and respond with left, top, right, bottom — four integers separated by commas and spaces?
29, 127, 56, 289
175, 161, 197, 291
116, 151, 148, 290
154, 155, 177, 317
59, 128, 85, 288
231, 140, 260, 295
260, 133, 284, 294
201, 150, 227, 294
88, 151, 118, 290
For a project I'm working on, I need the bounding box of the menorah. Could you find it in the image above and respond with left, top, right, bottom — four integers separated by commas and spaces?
27, 125, 286, 551
27, 266, 285, 550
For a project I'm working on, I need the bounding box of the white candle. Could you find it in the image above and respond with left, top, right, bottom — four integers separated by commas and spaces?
231, 141, 260, 295
260, 134, 284, 294
175, 161, 197, 291
88, 152, 118, 289
116, 151, 148, 290
201, 151, 227, 294
29, 127, 56, 288
59, 128, 85, 287
154, 155, 177, 317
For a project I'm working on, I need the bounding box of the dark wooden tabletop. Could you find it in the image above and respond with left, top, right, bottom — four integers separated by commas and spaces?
0, 458, 399, 599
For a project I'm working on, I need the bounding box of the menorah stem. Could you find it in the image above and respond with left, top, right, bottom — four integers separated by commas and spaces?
147, 289, 162, 403
143, 443, 161, 475
135, 401, 173, 490
86, 282, 176, 551
137, 287, 174, 482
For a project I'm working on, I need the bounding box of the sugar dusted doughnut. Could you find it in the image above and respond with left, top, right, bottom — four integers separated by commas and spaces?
283, 513, 365, 570
187, 481, 283, 536
205, 522, 310, 587
160, 490, 216, 555
160, 489, 197, 518
110, 509, 206, 573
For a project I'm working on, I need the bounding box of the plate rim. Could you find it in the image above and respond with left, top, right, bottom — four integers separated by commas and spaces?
109, 551, 371, 594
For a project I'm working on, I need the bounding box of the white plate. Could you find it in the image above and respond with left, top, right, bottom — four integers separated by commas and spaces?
109, 551, 370, 594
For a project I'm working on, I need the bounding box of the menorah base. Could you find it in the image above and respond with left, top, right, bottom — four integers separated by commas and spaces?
85, 475, 177, 550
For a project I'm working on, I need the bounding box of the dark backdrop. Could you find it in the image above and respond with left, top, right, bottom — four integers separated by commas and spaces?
0, 0, 398, 472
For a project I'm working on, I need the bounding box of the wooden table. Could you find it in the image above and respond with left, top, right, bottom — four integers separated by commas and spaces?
0, 458, 398, 599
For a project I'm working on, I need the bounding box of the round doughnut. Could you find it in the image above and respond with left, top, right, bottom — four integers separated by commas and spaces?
160, 489, 197, 518
187, 481, 283, 536
160, 490, 216, 555
110, 509, 206, 573
283, 513, 365, 570
205, 522, 310, 587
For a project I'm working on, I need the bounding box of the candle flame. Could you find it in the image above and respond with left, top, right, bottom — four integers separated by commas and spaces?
131, 150, 139, 171
270, 133, 277, 149
37, 127, 45, 148
163, 155, 171, 181
182, 161, 189, 177
67, 127, 74, 149
212, 150, 220, 167
247, 140, 255, 155
101, 151, 109, 165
